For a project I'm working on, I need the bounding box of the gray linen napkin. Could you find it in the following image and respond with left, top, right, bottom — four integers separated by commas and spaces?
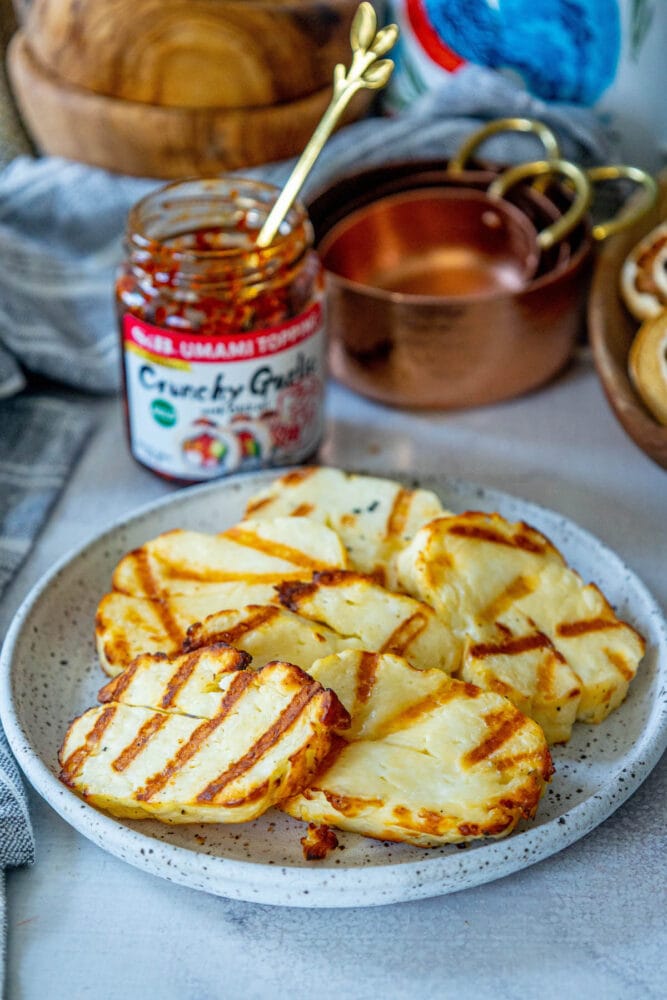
0, 65, 610, 981
0, 393, 91, 987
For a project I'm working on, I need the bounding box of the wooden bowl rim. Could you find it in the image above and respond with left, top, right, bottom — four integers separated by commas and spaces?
587, 180, 667, 471
8, 31, 340, 117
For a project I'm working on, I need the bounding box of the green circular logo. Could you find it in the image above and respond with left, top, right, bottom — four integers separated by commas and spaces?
150, 398, 177, 428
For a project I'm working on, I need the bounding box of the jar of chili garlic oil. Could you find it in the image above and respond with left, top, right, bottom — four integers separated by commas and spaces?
116, 177, 326, 483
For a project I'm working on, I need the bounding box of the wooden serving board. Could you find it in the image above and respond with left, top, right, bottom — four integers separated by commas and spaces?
23, 0, 362, 109
588, 176, 667, 471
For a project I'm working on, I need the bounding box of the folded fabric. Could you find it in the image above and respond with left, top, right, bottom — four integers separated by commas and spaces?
0, 392, 92, 966
0, 719, 34, 985
0, 397, 92, 838
0, 65, 611, 399
0, 393, 93, 597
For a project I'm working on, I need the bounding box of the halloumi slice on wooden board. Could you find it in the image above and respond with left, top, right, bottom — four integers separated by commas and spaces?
60, 650, 350, 824
243, 466, 447, 587
276, 569, 459, 674
183, 604, 363, 669
112, 517, 349, 597
282, 650, 553, 847
96, 584, 281, 675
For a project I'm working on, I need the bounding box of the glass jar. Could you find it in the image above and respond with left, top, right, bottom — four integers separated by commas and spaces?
116, 177, 326, 483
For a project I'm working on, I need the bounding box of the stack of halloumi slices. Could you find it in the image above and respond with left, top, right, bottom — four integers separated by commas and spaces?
59, 467, 645, 850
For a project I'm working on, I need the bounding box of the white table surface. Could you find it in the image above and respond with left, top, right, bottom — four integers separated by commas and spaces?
3, 353, 667, 1000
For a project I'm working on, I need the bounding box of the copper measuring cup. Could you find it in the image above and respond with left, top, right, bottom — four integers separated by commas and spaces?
317, 158, 590, 299
317, 158, 656, 410
309, 116, 573, 279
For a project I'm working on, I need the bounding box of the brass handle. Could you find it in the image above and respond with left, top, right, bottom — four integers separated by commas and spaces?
585, 165, 658, 241
448, 117, 561, 174
256, 3, 398, 248
488, 158, 591, 250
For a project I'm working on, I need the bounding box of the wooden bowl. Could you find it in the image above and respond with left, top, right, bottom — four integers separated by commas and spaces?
7, 32, 372, 177
22, 0, 363, 109
588, 177, 667, 471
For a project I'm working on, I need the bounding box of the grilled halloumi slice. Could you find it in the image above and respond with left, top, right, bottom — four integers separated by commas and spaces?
60, 650, 350, 824
244, 466, 447, 587
396, 511, 565, 636
282, 650, 553, 846
396, 512, 644, 725
276, 570, 460, 674
97, 643, 252, 718
461, 610, 582, 744
96, 584, 281, 675
112, 517, 349, 597
183, 604, 363, 669
509, 563, 645, 724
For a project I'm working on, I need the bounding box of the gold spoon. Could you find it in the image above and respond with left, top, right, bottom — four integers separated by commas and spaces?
256, 2, 399, 249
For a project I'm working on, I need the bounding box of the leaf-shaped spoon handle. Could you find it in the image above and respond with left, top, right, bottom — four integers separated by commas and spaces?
255, 2, 398, 249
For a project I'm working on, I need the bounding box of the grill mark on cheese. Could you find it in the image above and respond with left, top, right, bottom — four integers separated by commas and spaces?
111, 711, 169, 772
282, 468, 316, 487
222, 779, 271, 808
448, 522, 547, 554
135, 671, 254, 801
604, 649, 636, 682
160, 649, 207, 707
492, 748, 555, 779
196, 681, 321, 803
133, 548, 162, 598
480, 576, 536, 621
275, 578, 317, 610
355, 651, 380, 704
186, 606, 280, 651
556, 617, 623, 638
152, 597, 185, 647
102, 636, 132, 672
59, 705, 117, 784
374, 680, 479, 739
380, 611, 429, 656
469, 631, 552, 659
98, 655, 147, 703
224, 525, 331, 570
244, 469, 316, 515
244, 496, 271, 515
463, 709, 526, 766
535, 652, 557, 702
386, 488, 412, 539
290, 503, 314, 517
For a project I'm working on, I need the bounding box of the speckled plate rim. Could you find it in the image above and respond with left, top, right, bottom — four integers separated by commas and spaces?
1, 467, 666, 908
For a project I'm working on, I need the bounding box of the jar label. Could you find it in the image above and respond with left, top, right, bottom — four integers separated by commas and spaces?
121, 302, 326, 479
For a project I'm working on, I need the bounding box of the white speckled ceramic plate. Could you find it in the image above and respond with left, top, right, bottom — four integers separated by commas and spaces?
2, 469, 666, 908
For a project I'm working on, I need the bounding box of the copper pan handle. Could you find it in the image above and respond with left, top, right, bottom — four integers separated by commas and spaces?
586, 165, 658, 241
449, 117, 561, 173
488, 158, 591, 251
